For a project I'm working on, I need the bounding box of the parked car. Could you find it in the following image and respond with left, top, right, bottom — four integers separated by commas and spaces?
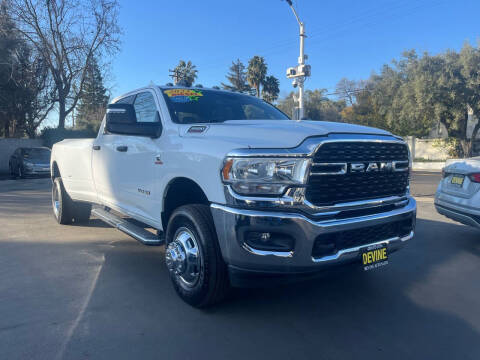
50, 85, 416, 307
9, 147, 51, 178
435, 157, 480, 229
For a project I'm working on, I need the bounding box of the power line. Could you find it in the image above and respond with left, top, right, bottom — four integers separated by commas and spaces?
197, 0, 446, 75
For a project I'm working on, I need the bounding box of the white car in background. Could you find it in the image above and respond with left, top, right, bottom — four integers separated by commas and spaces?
435, 157, 480, 229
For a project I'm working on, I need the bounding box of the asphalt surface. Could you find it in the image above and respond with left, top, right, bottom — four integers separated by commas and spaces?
0, 173, 479, 360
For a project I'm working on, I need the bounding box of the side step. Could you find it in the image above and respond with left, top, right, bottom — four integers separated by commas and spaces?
92, 207, 164, 246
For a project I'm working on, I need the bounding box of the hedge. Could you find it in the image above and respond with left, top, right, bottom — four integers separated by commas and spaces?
40, 127, 97, 148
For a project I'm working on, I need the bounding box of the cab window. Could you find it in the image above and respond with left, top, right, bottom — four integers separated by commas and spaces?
134, 92, 158, 123
115, 95, 135, 105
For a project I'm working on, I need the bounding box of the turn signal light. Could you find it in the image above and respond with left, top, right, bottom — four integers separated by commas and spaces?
469, 173, 480, 183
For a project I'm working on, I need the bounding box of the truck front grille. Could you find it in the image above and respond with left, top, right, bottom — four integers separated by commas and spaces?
306, 141, 409, 206
312, 141, 409, 162
311, 217, 414, 259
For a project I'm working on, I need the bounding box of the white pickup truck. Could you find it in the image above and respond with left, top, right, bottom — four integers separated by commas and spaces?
51, 85, 416, 307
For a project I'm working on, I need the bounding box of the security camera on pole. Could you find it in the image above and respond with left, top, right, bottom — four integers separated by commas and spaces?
284, 0, 310, 120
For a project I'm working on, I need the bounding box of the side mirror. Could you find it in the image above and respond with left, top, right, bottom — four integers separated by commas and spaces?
106, 104, 162, 138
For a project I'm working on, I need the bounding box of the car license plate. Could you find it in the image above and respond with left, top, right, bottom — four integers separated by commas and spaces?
451, 175, 465, 186
362, 244, 388, 271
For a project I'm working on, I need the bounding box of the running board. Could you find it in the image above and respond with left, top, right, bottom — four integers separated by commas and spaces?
92, 207, 164, 246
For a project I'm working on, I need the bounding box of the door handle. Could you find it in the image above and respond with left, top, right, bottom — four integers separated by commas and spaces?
93, 145, 101, 150
116, 145, 128, 152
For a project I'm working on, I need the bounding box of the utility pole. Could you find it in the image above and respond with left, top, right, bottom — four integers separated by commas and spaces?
285, 0, 310, 120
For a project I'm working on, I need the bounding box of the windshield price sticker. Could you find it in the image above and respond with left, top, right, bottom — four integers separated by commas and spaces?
164, 89, 203, 102
362, 243, 389, 271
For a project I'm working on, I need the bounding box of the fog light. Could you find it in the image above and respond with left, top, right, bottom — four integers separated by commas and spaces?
312, 236, 337, 258
245, 231, 294, 252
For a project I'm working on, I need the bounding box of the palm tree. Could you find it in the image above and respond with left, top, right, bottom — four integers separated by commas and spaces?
247, 56, 267, 97
262, 75, 280, 103
169, 60, 198, 86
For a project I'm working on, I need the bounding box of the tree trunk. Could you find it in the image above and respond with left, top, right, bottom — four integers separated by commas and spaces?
4, 119, 10, 138
460, 139, 472, 158
469, 120, 480, 157
25, 117, 36, 139
256, 84, 260, 98
58, 99, 66, 129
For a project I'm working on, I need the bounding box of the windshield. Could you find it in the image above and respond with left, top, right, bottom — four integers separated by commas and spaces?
161, 88, 290, 124
23, 148, 51, 161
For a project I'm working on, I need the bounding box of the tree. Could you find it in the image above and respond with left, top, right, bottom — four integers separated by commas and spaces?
76, 57, 109, 132
336, 45, 480, 156
0, 1, 53, 138
335, 78, 357, 106
247, 56, 267, 97
338, 51, 437, 137
169, 60, 198, 86
262, 75, 280, 103
10, 0, 121, 129
459, 43, 480, 155
277, 89, 345, 121
221, 59, 250, 93
13, 41, 55, 138
0, 0, 20, 137
431, 44, 480, 156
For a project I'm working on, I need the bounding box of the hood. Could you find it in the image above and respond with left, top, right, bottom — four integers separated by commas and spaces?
180, 120, 393, 148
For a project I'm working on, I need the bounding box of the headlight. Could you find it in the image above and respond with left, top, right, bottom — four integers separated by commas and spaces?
23, 161, 33, 168
221, 157, 311, 195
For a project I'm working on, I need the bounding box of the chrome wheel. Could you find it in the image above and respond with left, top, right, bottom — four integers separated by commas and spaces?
165, 227, 202, 288
52, 183, 60, 218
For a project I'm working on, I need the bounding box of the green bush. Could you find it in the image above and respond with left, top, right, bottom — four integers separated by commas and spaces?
40, 127, 97, 148
432, 138, 464, 158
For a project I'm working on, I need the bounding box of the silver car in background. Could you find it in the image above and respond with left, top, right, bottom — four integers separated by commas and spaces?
435, 157, 480, 229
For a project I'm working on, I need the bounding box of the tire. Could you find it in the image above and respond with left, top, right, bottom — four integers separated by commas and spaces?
52, 177, 91, 225
165, 204, 229, 308
72, 202, 92, 223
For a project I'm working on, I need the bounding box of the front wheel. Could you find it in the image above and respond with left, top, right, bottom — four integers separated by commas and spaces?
52, 178, 91, 225
165, 204, 229, 308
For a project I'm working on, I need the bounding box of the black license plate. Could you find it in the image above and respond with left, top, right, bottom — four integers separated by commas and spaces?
362, 244, 388, 271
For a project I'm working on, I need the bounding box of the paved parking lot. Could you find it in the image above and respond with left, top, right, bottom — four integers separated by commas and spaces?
0, 173, 479, 360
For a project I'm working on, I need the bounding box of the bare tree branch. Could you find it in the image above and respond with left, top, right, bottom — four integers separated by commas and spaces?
10, 0, 121, 128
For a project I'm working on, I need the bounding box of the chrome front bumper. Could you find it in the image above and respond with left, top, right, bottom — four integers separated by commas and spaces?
211, 196, 416, 274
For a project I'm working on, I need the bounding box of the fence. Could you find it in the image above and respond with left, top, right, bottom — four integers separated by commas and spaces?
404, 136, 449, 161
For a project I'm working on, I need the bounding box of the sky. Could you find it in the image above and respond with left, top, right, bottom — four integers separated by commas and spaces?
45, 0, 479, 128
109, 0, 480, 100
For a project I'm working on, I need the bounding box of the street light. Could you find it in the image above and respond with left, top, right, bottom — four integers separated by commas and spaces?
284, 0, 310, 120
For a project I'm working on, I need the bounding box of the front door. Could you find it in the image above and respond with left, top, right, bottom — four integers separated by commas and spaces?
92, 90, 163, 227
